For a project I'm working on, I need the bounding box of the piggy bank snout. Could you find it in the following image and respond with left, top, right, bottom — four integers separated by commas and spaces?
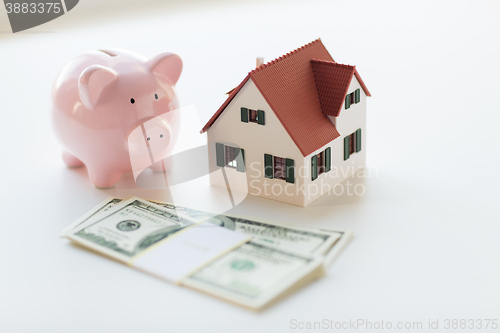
128, 117, 172, 167
142, 118, 172, 162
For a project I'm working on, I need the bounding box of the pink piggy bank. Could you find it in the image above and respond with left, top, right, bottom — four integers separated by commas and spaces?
52, 48, 182, 188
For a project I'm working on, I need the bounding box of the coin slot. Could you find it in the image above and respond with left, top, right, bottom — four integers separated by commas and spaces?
98, 50, 117, 57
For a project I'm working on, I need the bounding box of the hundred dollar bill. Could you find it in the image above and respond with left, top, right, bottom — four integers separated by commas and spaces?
59, 197, 123, 237
151, 201, 340, 258
65, 197, 195, 263
149, 201, 352, 269
148, 200, 352, 267
60, 197, 192, 238
320, 229, 353, 268
183, 242, 324, 310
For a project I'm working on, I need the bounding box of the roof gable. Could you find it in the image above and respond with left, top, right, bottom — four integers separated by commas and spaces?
201, 76, 250, 134
311, 60, 355, 117
248, 40, 339, 156
311, 59, 371, 117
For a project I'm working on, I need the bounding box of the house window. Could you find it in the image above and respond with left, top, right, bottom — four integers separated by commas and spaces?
345, 89, 361, 110
344, 129, 362, 160
274, 156, 286, 180
249, 109, 258, 123
215, 143, 245, 172
264, 154, 294, 183
349, 133, 356, 154
241, 107, 265, 125
311, 147, 331, 181
225, 146, 238, 168
318, 151, 325, 175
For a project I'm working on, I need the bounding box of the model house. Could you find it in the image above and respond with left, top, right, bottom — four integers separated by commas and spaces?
200, 39, 371, 206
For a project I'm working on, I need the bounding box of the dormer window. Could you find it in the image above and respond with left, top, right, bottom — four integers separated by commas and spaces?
345, 89, 361, 109
241, 107, 265, 125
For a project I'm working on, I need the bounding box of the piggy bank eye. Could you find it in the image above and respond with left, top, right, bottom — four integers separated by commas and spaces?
130, 98, 135, 104
154, 94, 158, 100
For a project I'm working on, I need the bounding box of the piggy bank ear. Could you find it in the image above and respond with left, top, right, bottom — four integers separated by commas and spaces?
147, 53, 183, 85
78, 65, 117, 110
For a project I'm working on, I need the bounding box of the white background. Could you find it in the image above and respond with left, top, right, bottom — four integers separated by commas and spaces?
1, 0, 499, 332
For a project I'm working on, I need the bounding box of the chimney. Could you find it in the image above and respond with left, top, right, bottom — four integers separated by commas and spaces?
256, 57, 264, 68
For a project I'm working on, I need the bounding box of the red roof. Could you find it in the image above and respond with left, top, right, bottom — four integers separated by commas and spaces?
311, 59, 371, 117
201, 39, 370, 156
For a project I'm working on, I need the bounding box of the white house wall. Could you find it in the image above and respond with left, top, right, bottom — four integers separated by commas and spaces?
207, 78, 307, 205
333, 75, 367, 150
302, 75, 368, 206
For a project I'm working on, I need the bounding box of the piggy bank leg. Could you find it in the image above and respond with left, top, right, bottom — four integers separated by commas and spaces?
63, 151, 85, 167
88, 167, 123, 188
150, 158, 172, 173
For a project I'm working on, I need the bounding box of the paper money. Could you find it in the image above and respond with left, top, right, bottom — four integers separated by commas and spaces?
148, 200, 352, 267
62, 197, 352, 309
151, 201, 339, 257
59, 197, 122, 237
65, 197, 195, 263
62, 197, 352, 268
184, 242, 324, 309
320, 228, 353, 268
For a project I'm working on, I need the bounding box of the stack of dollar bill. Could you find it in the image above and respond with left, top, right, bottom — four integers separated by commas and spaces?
61, 196, 352, 310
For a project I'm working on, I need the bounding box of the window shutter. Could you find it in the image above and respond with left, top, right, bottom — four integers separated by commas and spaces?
355, 129, 362, 152
257, 110, 265, 125
264, 154, 273, 179
285, 158, 294, 183
345, 95, 351, 109
355, 89, 361, 103
311, 155, 318, 181
236, 148, 245, 172
344, 136, 350, 160
216, 143, 225, 167
241, 107, 248, 123
325, 147, 331, 172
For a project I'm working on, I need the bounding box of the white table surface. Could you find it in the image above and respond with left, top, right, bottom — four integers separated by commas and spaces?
1, 1, 499, 332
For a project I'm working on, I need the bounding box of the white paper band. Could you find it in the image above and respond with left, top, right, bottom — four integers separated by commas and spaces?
132, 222, 250, 284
